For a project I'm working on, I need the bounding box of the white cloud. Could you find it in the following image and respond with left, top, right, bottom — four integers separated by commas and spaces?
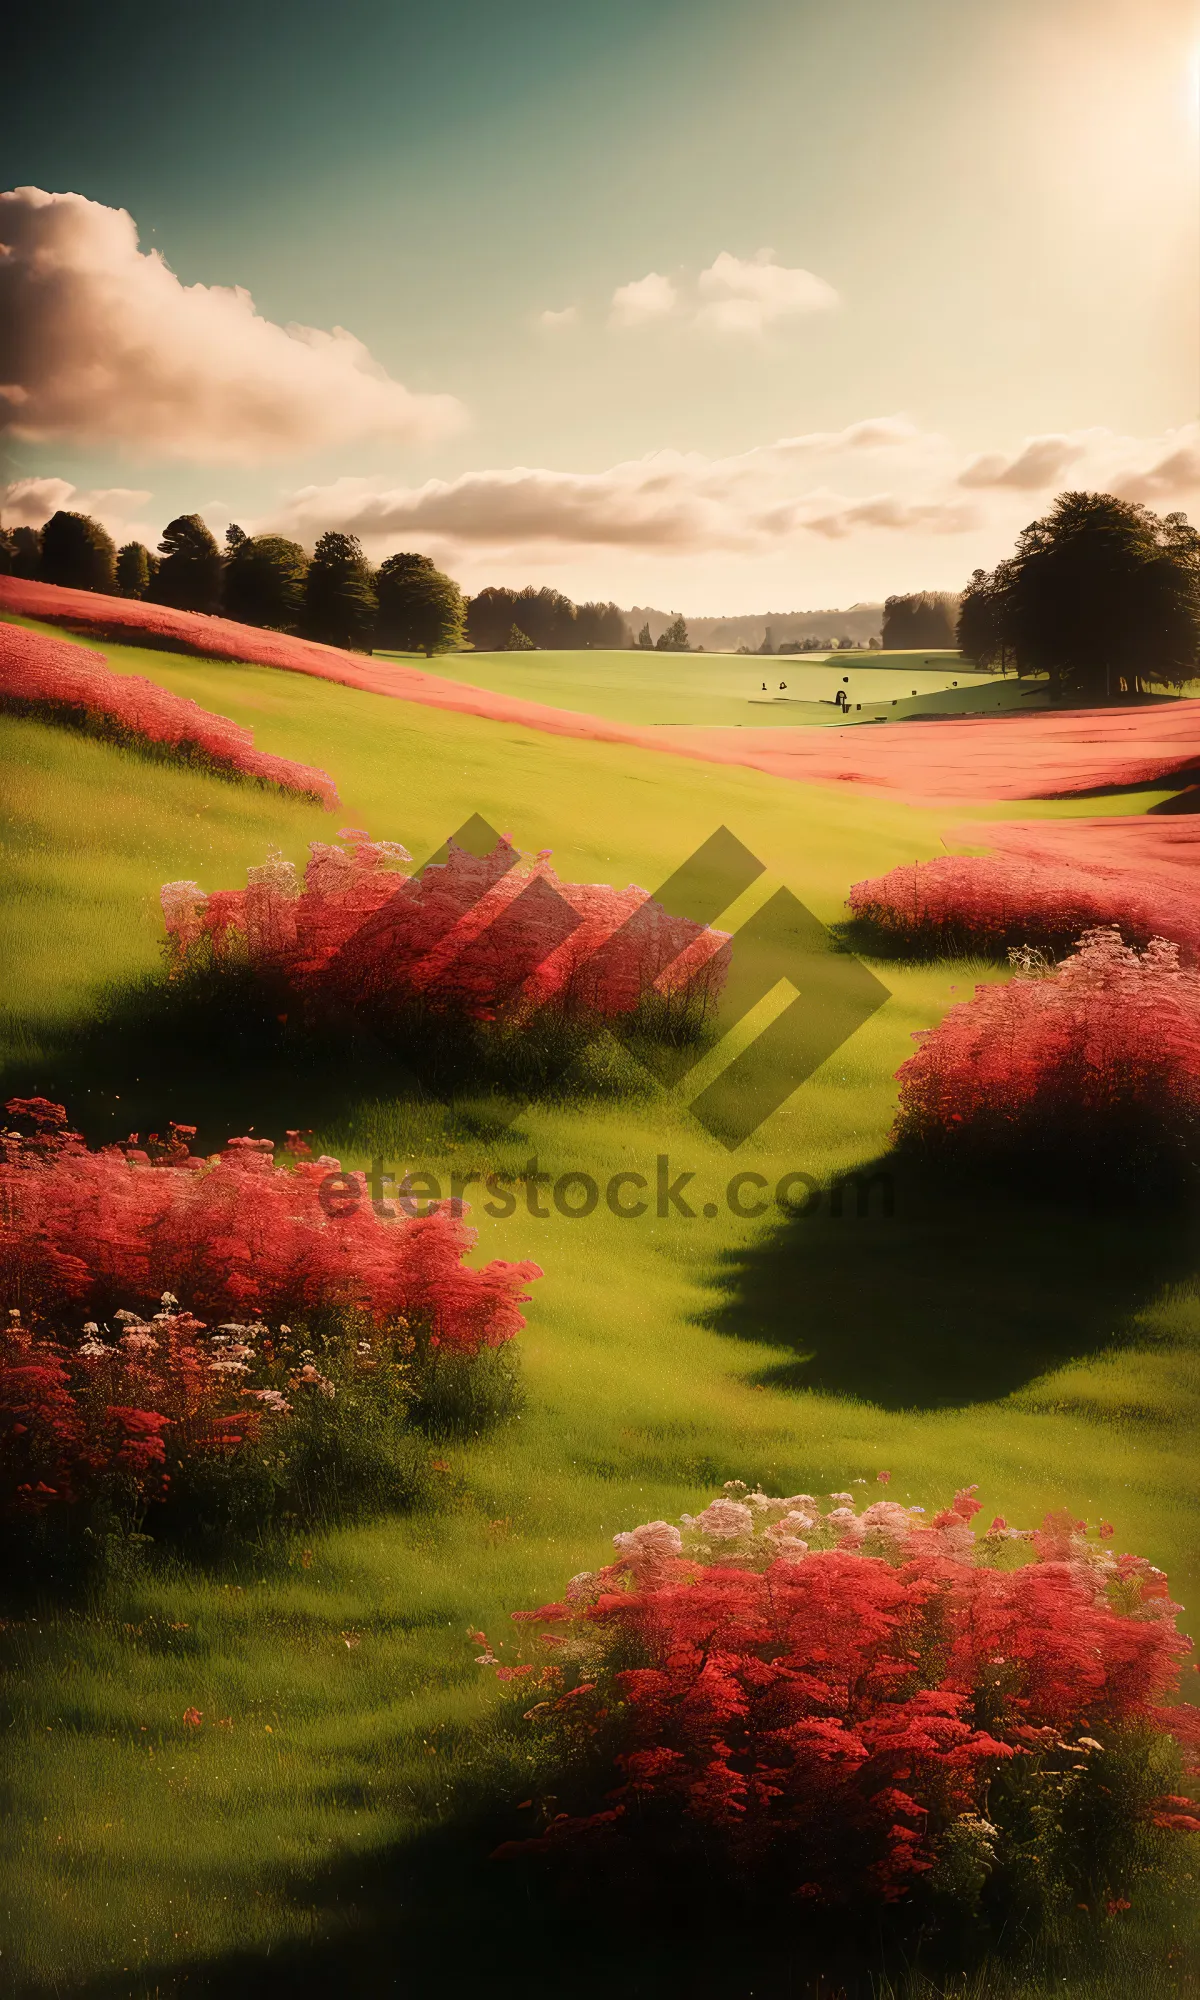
695, 250, 839, 335
1, 475, 153, 539
537, 306, 580, 331
0, 187, 466, 463
609, 271, 678, 328
258, 419, 1200, 582
958, 435, 1086, 489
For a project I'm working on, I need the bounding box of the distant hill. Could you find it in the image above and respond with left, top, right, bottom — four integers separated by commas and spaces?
623, 604, 885, 650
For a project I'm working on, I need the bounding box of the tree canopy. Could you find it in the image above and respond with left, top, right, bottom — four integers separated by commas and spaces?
465, 584, 629, 652
39, 511, 117, 593
881, 591, 958, 649
152, 515, 223, 614
115, 542, 153, 599
656, 614, 690, 652
374, 553, 464, 656
303, 532, 377, 650
957, 492, 1200, 700
223, 535, 309, 632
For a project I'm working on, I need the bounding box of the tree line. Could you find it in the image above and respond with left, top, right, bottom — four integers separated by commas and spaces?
0, 511, 638, 657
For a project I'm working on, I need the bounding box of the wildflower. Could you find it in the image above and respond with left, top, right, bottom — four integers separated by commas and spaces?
681, 1498, 753, 1541
877, 1470, 891, 1485
182, 1708, 203, 1727
613, 1520, 684, 1584
251, 1389, 291, 1416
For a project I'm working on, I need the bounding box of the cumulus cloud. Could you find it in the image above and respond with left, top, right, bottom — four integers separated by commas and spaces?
958, 435, 1086, 489
695, 250, 839, 335
258, 417, 1200, 579
609, 271, 678, 328
1, 475, 153, 536
537, 306, 580, 331
0, 187, 466, 463
262, 418, 978, 558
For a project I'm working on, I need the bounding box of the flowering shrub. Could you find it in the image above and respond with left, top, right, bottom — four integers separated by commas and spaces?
479, 1478, 1199, 1932
891, 928, 1200, 1181
161, 829, 729, 1032
848, 828, 1200, 964
0, 1296, 421, 1555
0, 618, 338, 807
0, 1097, 539, 1346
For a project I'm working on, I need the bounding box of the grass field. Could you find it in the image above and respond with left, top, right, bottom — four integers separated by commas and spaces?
1, 624, 1197, 1997
373, 643, 1032, 728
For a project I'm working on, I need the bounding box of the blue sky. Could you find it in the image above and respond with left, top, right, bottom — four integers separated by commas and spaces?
3, 0, 1197, 608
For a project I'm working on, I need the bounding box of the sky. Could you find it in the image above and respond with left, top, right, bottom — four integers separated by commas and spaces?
2, 0, 1198, 612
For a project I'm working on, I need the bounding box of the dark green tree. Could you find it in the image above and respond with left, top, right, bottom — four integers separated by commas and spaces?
656, 614, 690, 652
40, 510, 117, 592
223, 535, 309, 631
10, 526, 41, 578
115, 542, 153, 599
0, 529, 14, 575
152, 515, 223, 613
224, 523, 249, 559
881, 592, 958, 649
637, 621, 653, 650
963, 493, 1200, 701
956, 567, 1009, 672
374, 552, 464, 656
505, 623, 535, 650
303, 531, 377, 649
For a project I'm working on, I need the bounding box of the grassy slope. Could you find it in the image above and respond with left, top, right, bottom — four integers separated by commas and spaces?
1, 630, 1197, 1994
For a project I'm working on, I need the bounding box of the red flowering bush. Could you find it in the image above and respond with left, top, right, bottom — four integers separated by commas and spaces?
0, 1097, 540, 1343
848, 841, 1200, 964
0, 1297, 423, 1558
891, 928, 1200, 1182
161, 829, 729, 1057
0, 618, 337, 807
0, 1099, 539, 1561
480, 1480, 1199, 1931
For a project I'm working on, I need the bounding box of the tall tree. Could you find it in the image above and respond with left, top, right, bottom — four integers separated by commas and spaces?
962, 492, 1200, 701
636, 621, 653, 650
302, 531, 377, 649
152, 514, 223, 613
224, 523, 249, 558
40, 510, 117, 592
0, 529, 15, 575
374, 552, 464, 656
505, 623, 536, 650
10, 526, 41, 578
115, 541, 153, 599
223, 535, 309, 631
656, 614, 690, 652
881, 591, 959, 649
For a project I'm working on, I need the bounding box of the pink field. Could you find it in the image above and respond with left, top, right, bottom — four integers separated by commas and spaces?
0, 616, 338, 806
3, 575, 1199, 804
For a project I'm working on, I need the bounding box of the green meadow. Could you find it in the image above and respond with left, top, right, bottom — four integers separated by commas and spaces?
1, 626, 1197, 1996
375, 641, 1033, 728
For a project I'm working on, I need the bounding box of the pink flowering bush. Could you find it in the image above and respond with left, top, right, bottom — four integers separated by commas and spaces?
847, 850, 1200, 964
0, 619, 338, 807
159, 829, 730, 1101
891, 928, 1200, 1183
478, 1479, 1199, 1936
0, 1096, 539, 1343
162, 828, 728, 1024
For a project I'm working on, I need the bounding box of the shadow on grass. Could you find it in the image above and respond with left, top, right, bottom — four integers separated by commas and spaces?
0, 963, 661, 1155
697, 1156, 1199, 1409
13, 1796, 1192, 2000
